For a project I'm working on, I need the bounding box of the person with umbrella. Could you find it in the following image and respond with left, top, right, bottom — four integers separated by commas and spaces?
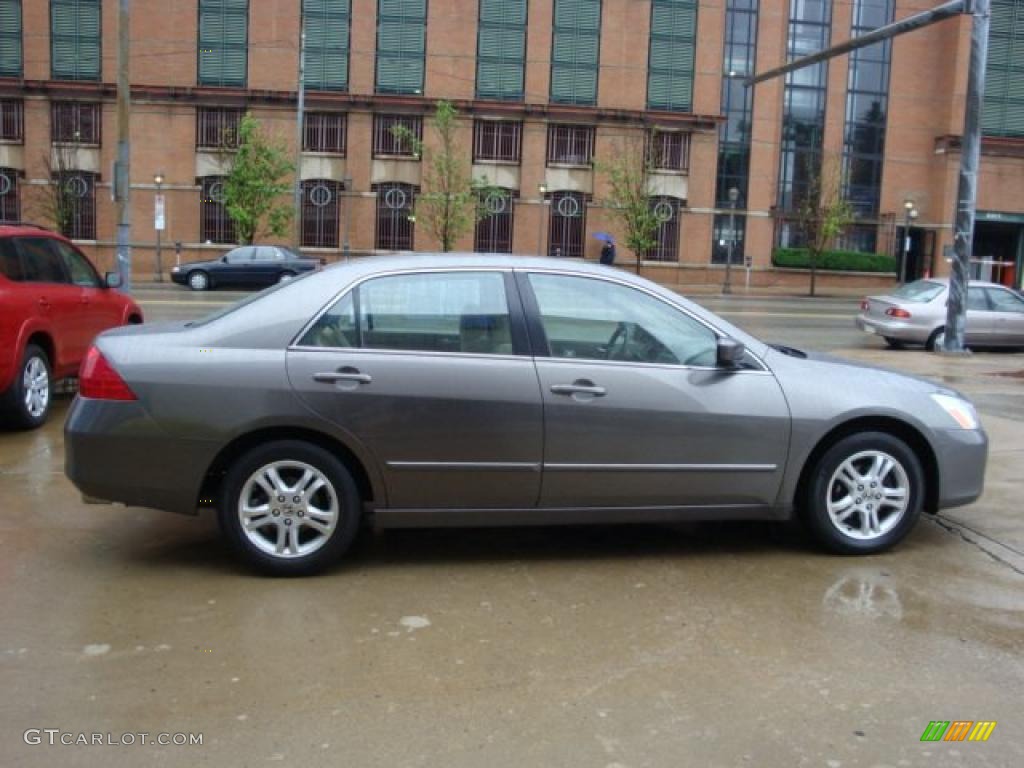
595, 232, 616, 265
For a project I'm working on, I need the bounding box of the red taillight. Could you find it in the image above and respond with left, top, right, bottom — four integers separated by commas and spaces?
860, 299, 869, 311
885, 307, 912, 319
79, 346, 137, 401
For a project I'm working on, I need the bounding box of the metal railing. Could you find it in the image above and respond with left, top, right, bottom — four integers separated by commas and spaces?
473, 120, 522, 163
304, 113, 347, 154
0, 100, 24, 142
546, 124, 594, 166
196, 107, 243, 150
372, 115, 422, 157
51, 102, 101, 145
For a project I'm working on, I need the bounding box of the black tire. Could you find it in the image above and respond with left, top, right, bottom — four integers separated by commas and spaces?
218, 440, 361, 576
883, 336, 904, 350
925, 327, 945, 351
800, 432, 924, 555
1, 344, 52, 430
188, 270, 210, 291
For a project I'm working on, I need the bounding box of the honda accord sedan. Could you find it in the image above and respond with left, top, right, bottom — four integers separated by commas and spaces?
65, 255, 988, 575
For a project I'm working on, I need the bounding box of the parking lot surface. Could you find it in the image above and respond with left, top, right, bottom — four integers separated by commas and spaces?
1, 291, 1022, 767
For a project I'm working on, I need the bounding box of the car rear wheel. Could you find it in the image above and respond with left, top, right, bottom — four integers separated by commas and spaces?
801, 432, 923, 555
2, 344, 52, 430
188, 271, 210, 291
218, 440, 361, 575
925, 327, 945, 351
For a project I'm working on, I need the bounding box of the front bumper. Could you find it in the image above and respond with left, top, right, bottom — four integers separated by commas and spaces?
169, 270, 187, 286
855, 314, 931, 343
934, 427, 988, 510
64, 396, 220, 515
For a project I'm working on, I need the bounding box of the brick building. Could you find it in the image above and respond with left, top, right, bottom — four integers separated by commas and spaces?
0, 0, 1023, 290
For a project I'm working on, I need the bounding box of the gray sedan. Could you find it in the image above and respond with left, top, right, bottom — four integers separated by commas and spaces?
65, 256, 988, 575
857, 277, 1024, 349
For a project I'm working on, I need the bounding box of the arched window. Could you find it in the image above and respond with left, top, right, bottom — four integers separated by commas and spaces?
548, 191, 587, 258
373, 182, 416, 251
54, 171, 96, 240
0, 168, 19, 223
475, 188, 515, 253
646, 196, 683, 262
199, 176, 235, 244
301, 179, 342, 248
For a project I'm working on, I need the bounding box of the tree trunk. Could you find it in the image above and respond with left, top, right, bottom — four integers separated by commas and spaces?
809, 250, 818, 297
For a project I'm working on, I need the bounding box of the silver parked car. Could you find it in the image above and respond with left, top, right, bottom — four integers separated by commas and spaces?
857, 277, 1024, 349
65, 256, 987, 575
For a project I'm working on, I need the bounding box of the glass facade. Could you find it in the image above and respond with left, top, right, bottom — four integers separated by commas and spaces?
983, 0, 1024, 137
712, 0, 758, 264
777, 0, 832, 247
841, 0, 894, 253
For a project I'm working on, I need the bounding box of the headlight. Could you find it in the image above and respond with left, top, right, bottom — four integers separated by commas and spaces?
931, 393, 980, 430
171, 266, 180, 273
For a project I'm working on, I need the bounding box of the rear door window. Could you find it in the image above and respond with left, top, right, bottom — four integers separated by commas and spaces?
16, 238, 70, 284
986, 287, 1024, 313
0, 239, 24, 280
966, 287, 990, 311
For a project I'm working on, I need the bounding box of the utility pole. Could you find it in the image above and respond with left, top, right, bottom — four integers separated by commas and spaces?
115, 0, 131, 291
293, 26, 306, 249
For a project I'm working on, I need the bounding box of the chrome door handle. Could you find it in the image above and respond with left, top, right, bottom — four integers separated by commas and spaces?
313, 371, 372, 385
550, 382, 606, 397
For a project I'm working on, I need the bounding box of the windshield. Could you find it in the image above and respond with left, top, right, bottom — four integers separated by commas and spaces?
184, 270, 315, 327
891, 280, 944, 303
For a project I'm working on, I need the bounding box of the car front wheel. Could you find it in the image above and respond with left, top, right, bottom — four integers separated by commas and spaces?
188, 271, 210, 291
801, 432, 923, 555
2, 344, 52, 430
218, 440, 361, 575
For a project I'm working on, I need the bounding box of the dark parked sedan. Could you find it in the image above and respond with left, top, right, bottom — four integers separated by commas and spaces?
170, 245, 320, 291
66, 255, 987, 575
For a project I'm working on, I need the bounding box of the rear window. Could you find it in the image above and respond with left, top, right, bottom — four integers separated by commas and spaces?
891, 280, 944, 303
0, 239, 23, 280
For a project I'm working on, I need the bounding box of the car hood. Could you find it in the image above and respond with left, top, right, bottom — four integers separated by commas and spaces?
174, 258, 222, 270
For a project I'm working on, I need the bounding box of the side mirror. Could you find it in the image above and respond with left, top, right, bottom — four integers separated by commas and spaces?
220, 255, 229, 263
104, 271, 122, 289
716, 338, 745, 368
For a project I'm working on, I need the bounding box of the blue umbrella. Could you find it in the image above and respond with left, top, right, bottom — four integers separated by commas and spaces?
593, 232, 615, 243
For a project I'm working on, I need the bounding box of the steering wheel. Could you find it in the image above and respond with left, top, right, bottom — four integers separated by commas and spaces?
605, 322, 632, 360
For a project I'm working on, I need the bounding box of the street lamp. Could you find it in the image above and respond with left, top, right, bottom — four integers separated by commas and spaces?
901, 199, 918, 284
537, 183, 547, 256
341, 175, 353, 262
723, 186, 740, 295
153, 172, 165, 283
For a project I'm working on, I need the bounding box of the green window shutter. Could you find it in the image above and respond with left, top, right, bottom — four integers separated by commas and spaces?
51, 0, 101, 81
304, 0, 350, 91
550, 0, 601, 105
476, 0, 527, 101
647, 0, 697, 112
376, 0, 427, 94
198, 0, 249, 87
0, 1, 22, 78
983, 0, 1024, 137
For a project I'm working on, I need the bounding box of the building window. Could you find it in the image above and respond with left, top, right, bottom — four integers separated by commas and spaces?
0, 0, 23, 78
647, 0, 697, 111
712, 212, 746, 267
199, 176, 236, 243
198, 0, 249, 87
304, 0, 351, 91
712, 0, 758, 264
547, 191, 587, 258
376, 0, 427, 95
648, 131, 690, 172
646, 196, 682, 262
55, 171, 96, 240
547, 124, 594, 166
477, 0, 527, 101
373, 114, 422, 157
0, 99, 24, 142
51, 0, 101, 81
475, 188, 515, 253
301, 179, 342, 248
197, 107, 243, 149
777, 0, 832, 247
550, 0, 601, 105
841, 0, 894, 252
0, 168, 19, 222
51, 102, 101, 145
374, 182, 417, 250
984, 0, 1024, 136
473, 120, 522, 163
304, 112, 347, 154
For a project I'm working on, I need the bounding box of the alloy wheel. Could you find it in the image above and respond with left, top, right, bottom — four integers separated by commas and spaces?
826, 450, 910, 541
22, 356, 50, 419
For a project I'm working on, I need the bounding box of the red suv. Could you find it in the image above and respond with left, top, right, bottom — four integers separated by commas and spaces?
0, 224, 143, 428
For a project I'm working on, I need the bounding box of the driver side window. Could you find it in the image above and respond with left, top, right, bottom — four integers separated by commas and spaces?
527, 273, 718, 366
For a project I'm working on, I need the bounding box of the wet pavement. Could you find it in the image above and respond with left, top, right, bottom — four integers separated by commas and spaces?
1, 299, 1023, 767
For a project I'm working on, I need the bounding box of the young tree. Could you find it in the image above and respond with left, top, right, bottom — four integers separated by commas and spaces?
598, 129, 661, 273
222, 113, 294, 245
391, 100, 495, 252
26, 141, 81, 236
794, 156, 854, 296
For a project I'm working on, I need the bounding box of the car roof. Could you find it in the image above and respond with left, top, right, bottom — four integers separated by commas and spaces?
0, 223, 72, 241
319, 252, 640, 278
914, 277, 1006, 289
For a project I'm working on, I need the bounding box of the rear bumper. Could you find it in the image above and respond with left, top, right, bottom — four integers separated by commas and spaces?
64, 396, 220, 515
855, 314, 931, 343
934, 427, 988, 510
